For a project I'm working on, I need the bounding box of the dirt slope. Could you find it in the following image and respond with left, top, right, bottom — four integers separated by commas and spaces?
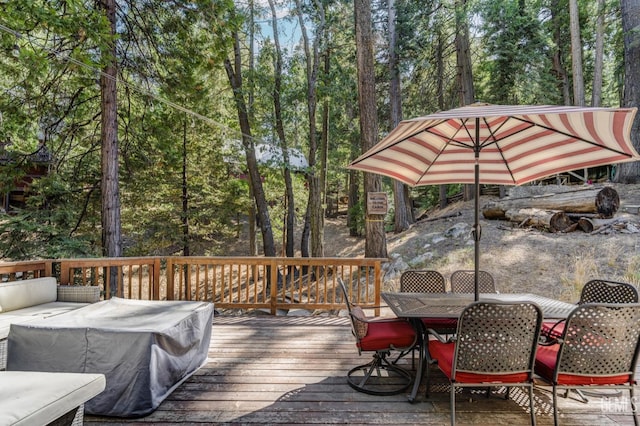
325, 183, 640, 302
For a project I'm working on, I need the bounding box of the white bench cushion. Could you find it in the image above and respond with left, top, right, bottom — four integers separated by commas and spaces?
0, 371, 105, 426
0, 278, 57, 312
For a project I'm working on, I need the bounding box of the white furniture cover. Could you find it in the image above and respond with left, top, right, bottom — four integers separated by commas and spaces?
7, 297, 214, 417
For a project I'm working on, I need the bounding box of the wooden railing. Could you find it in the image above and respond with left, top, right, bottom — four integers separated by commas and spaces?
0, 256, 386, 315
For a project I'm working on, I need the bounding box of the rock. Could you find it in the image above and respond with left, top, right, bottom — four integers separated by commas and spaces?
287, 309, 312, 317
408, 252, 434, 268
444, 223, 472, 239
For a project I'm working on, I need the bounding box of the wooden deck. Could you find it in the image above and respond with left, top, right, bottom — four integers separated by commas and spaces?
85, 315, 638, 425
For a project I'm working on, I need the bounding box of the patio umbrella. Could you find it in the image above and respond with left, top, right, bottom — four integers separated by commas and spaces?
348, 103, 639, 301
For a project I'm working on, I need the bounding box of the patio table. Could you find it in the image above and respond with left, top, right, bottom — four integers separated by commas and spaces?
381, 292, 576, 402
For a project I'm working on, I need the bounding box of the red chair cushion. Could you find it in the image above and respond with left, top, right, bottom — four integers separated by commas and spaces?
535, 344, 632, 385
541, 320, 565, 339
357, 319, 416, 352
428, 340, 529, 384
422, 317, 458, 330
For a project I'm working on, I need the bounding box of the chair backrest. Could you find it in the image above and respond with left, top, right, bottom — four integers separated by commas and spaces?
337, 279, 368, 343
555, 303, 640, 380
453, 302, 541, 376
579, 279, 639, 304
450, 270, 496, 293
400, 270, 446, 293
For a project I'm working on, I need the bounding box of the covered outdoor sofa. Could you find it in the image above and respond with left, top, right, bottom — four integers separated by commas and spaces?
7, 297, 214, 417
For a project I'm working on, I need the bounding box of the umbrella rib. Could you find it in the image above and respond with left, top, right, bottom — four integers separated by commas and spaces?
511, 116, 635, 158
421, 118, 477, 149
414, 118, 477, 183
350, 119, 458, 163
480, 116, 523, 184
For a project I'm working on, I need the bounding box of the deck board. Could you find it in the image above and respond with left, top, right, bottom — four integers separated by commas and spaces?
84, 315, 637, 425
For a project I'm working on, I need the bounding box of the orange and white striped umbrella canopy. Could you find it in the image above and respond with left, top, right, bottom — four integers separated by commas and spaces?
349, 103, 639, 186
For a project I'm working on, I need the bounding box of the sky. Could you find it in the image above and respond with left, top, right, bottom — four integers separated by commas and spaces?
252, 0, 303, 53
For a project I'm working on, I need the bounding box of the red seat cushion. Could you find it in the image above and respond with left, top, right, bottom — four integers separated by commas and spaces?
428, 340, 529, 384
535, 344, 632, 385
541, 320, 565, 339
358, 319, 416, 352
422, 317, 458, 331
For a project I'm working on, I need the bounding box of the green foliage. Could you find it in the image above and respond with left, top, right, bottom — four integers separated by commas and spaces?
474, 0, 559, 104
0, 0, 633, 260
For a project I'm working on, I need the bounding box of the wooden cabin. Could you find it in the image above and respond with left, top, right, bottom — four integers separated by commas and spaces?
0, 141, 53, 213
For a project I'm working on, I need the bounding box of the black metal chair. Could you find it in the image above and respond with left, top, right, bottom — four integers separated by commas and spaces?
396, 270, 455, 367
450, 270, 497, 293
535, 303, 640, 426
338, 279, 417, 396
400, 270, 455, 332
541, 279, 639, 344
427, 301, 542, 426
400, 270, 447, 293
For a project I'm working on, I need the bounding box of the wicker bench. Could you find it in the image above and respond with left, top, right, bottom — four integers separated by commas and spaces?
0, 277, 100, 370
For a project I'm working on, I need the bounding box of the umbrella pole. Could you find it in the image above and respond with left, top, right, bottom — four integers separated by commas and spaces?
474, 160, 480, 301
474, 120, 481, 302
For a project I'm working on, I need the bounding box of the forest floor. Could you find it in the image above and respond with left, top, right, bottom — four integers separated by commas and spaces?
322, 183, 640, 302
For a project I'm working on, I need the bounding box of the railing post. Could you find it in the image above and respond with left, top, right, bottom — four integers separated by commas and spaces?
153, 258, 161, 300
166, 257, 174, 300
184, 263, 191, 301
59, 261, 70, 285
44, 261, 53, 278
270, 258, 278, 315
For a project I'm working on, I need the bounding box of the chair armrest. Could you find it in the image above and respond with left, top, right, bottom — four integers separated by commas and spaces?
57, 286, 101, 303
539, 318, 567, 346
427, 328, 456, 344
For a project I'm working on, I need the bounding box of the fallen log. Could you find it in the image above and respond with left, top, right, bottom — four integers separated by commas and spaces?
550, 211, 575, 232
482, 188, 603, 219
577, 214, 640, 233
483, 186, 620, 220
595, 186, 620, 218
504, 208, 560, 229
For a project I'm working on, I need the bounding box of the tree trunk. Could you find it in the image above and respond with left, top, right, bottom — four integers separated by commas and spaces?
321, 50, 330, 224
388, 0, 412, 234
269, 0, 295, 257
98, 0, 121, 297
591, 0, 605, 107
182, 119, 189, 256
455, 0, 476, 202
436, 29, 448, 210
616, 0, 640, 183
355, 0, 387, 258
455, 0, 475, 106
295, 0, 324, 257
348, 168, 360, 237
224, 31, 276, 257
569, 0, 585, 106
247, 180, 258, 257
347, 101, 361, 237
550, 0, 571, 105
